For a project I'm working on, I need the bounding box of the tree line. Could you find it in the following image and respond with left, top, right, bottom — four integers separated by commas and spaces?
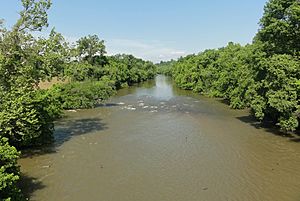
0, 0, 156, 200
158, 0, 300, 133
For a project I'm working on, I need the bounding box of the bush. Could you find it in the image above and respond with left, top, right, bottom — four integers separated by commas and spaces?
0, 89, 61, 148
0, 137, 23, 201
48, 79, 116, 109
249, 54, 300, 131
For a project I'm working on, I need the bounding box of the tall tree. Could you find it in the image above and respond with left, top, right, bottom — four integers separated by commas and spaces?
255, 0, 300, 56
0, 0, 64, 148
0, 0, 53, 90
76, 35, 106, 65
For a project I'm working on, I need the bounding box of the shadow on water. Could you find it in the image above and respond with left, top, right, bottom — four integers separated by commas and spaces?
19, 118, 107, 199
21, 147, 57, 159
18, 174, 46, 200
237, 115, 300, 142
96, 103, 120, 108
21, 117, 107, 158
217, 98, 231, 105
54, 117, 108, 147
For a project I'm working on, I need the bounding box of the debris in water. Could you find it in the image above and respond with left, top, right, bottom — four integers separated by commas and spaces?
118, 102, 125, 105
67, 109, 77, 112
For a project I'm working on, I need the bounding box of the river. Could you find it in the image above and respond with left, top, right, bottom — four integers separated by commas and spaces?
19, 75, 300, 201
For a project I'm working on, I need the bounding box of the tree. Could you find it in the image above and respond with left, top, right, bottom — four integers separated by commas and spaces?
76, 35, 106, 65
0, 0, 65, 148
249, 54, 300, 131
35, 28, 70, 82
255, 0, 300, 56
0, 0, 54, 90
14, 0, 51, 32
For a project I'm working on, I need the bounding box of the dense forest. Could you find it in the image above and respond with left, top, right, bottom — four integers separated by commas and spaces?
158, 0, 300, 133
0, 0, 156, 200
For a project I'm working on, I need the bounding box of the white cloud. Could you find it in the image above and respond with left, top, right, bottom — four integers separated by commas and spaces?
106, 38, 186, 63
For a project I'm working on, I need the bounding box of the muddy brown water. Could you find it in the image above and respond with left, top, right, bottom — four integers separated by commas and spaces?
19, 75, 300, 201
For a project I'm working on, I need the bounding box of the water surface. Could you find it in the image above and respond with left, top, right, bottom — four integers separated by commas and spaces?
19, 75, 300, 201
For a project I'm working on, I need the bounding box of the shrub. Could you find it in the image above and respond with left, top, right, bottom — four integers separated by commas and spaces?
0, 137, 23, 201
0, 89, 61, 148
48, 79, 116, 109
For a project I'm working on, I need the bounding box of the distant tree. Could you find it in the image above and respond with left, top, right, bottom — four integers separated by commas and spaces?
76, 35, 106, 65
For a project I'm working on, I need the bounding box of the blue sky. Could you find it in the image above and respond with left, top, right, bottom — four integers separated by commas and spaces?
1, 0, 267, 62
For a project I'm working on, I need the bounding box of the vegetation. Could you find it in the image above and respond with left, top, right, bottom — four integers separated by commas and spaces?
0, 137, 23, 201
168, 0, 300, 132
47, 79, 116, 109
156, 60, 176, 76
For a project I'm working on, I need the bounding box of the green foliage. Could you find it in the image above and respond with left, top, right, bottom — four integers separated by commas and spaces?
14, 0, 51, 32
172, 41, 299, 131
47, 80, 116, 109
65, 62, 99, 82
75, 35, 106, 65
35, 29, 71, 81
0, 0, 68, 146
0, 89, 61, 148
103, 54, 156, 87
0, 0, 67, 91
156, 60, 176, 76
66, 53, 156, 85
255, 0, 300, 56
249, 54, 300, 131
0, 137, 23, 201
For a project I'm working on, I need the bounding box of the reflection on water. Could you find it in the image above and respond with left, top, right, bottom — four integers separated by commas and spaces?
19, 75, 300, 201
135, 75, 175, 100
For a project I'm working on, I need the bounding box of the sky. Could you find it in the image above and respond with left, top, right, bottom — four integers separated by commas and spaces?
1, 0, 267, 63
